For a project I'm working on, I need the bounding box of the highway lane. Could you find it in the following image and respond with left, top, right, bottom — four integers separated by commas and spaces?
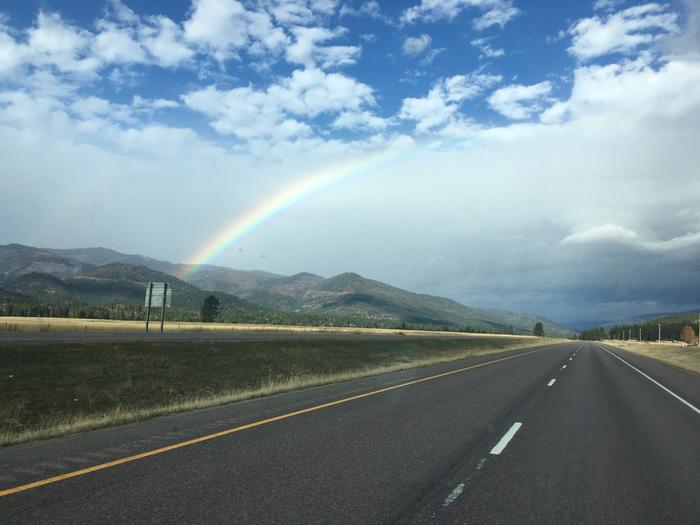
1, 341, 698, 523
420, 342, 700, 524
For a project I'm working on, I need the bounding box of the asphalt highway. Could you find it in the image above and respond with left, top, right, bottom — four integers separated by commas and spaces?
1, 341, 698, 524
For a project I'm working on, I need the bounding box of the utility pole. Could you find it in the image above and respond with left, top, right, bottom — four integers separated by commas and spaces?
658, 323, 661, 343
639, 327, 641, 342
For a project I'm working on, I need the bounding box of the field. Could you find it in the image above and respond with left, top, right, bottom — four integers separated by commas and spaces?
0, 335, 556, 446
605, 340, 700, 375
1, 315, 526, 338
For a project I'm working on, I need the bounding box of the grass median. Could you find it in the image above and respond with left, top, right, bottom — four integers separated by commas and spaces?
0, 335, 553, 446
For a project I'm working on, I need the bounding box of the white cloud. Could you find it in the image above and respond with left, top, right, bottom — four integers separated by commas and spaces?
400, 73, 501, 132
488, 81, 552, 119
340, 1, 382, 19
562, 224, 700, 252
403, 34, 432, 56
24, 11, 100, 75
593, 0, 624, 11
332, 110, 387, 130
93, 22, 147, 65
132, 95, 179, 110
183, 0, 248, 55
183, 0, 286, 61
568, 3, 680, 61
268, 1, 315, 26
420, 47, 445, 65
401, 0, 519, 30
182, 67, 375, 140
70, 95, 136, 124
286, 26, 360, 68
309, 0, 340, 16
541, 53, 700, 123
140, 16, 195, 67
473, 5, 519, 30
266, 0, 340, 26
0, 25, 25, 75
471, 37, 504, 58
106, 0, 140, 25
0, 6, 195, 80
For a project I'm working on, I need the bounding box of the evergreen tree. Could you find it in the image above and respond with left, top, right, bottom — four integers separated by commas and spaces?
200, 295, 220, 323
533, 322, 545, 337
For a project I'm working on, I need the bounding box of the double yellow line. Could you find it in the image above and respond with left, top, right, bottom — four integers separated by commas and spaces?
0, 347, 546, 498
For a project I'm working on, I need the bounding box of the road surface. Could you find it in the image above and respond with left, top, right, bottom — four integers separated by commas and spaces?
1, 341, 698, 523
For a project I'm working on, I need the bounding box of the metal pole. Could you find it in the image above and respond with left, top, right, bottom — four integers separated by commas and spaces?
159, 283, 168, 333
658, 323, 661, 343
639, 327, 641, 342
145, 282, 153, 333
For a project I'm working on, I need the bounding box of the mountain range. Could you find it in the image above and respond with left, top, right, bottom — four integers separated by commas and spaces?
0, 243, 574, 337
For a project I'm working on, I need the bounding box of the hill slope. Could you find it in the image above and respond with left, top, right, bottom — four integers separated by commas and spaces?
1, 244, 574, 335
0, 244, 93, 281
0, 263, 261, 314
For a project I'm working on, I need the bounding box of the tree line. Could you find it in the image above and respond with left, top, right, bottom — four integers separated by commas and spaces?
0, 297, 506, 335
579, 317, 699, 344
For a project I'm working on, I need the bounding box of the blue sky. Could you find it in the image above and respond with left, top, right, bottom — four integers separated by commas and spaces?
1, 0, 699, 322
1, 0, 687, 139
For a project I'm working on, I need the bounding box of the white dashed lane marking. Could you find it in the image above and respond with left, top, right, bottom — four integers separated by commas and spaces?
442, 483, 466, 507
490, 422, 523, 455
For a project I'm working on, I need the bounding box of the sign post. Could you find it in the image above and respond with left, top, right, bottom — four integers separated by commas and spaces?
159, 282, 169, 333
145, 282, 154, 333
144, 282, 172, 333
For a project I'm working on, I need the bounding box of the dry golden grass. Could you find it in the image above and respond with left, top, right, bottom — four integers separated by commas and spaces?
605, 340, 700, 375
0, 337, 561, 446
0, 315, 537, 339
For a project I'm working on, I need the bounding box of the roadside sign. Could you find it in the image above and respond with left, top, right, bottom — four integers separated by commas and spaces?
144, 282, 172, 333
145, 284, 172, 308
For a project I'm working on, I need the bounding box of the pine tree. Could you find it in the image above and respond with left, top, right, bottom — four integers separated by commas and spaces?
200, 295, 220, 323
533, 322, 545, 337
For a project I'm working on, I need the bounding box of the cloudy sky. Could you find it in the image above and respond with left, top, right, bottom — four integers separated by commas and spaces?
1, 0, 699, 323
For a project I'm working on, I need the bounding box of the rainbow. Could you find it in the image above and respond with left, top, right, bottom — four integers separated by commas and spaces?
185, 140, 433, 275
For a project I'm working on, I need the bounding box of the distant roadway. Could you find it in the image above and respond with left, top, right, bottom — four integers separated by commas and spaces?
0, 330, 468, 344
1, 341, 698, 523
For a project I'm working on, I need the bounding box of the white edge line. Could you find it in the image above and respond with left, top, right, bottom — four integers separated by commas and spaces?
547, 379, 556, 387
596, 344, 700, 415
490, 422, 522, 455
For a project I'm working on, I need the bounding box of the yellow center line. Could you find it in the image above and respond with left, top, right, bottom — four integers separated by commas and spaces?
0, 346, 551, 498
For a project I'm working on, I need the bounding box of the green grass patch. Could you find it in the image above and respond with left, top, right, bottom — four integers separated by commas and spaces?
0, 336, 541, 445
